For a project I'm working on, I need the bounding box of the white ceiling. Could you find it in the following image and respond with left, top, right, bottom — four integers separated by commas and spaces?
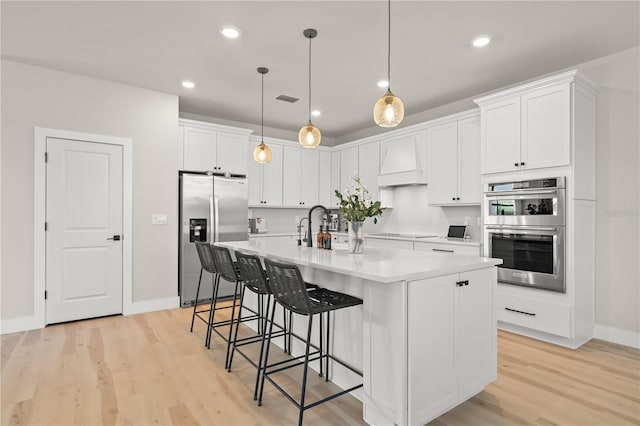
2, 1, 638, 141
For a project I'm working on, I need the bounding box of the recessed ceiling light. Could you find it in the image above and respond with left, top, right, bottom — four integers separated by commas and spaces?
377, 80, 389, 88
181, 81, 195, 89
311, 110, 321, 117
472, 36, 491, 47
220, 26, 240, 39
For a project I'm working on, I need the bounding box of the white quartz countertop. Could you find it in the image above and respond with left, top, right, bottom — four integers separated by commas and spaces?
217, 239, 501, 284
248, 232, 297, 238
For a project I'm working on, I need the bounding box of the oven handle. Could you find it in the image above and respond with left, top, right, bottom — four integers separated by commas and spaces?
485, 226, 558, 232
484, 189, 558, 197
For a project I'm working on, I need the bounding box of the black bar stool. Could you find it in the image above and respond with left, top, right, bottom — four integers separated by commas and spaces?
190, 242, 235, 347
228, 251, 293, 400
259, 258, 363, 426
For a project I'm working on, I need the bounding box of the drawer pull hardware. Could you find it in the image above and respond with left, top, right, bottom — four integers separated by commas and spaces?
432, 248, 454, 253
505, 307, 536, 316
455, 280, 469, 287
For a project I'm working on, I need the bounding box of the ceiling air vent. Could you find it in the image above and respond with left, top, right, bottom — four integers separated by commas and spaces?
275, 94, 299, 103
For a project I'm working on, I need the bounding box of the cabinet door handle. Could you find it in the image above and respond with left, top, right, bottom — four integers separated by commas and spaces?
514, 162, 519, 167
520, 162, 525, 166
432, 248, 454, 253
456, 281, 465, 287
505, 307, 536, 316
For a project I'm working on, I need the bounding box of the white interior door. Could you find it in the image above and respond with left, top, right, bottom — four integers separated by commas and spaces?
46, 137, 123, 324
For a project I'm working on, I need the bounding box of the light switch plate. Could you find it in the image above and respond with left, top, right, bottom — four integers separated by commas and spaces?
152, 213, 167, 225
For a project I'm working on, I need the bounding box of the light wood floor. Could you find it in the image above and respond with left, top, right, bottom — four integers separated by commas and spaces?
1, 307, 639, 425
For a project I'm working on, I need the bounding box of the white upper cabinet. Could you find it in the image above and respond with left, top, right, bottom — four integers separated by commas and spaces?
457, 117, 481, 204
339, 146, 359, 192
476, 72, 578, 174
521, 84, 571, 170
318, 151, 332, 207
480, 98, 520, 174
428, 122, 458, 205
358, 142, 381, 203
247, 142, 283, 207
428, 113, 481, 206
330, 151, 341, 208
180, 120, 252, 174
282, 146, 319, 207
217, 133, 248, 175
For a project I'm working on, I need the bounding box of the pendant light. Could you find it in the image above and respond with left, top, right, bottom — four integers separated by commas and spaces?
373, 0, 404, 127
298, 28, 321, 148
253, 67, 272, 163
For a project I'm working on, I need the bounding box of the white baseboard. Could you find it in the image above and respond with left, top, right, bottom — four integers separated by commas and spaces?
593, 324, 640, 349
124, 296, 180, 316
1, 315, 43, 335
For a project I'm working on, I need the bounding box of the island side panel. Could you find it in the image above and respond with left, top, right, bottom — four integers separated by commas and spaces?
362, 280, 408, 426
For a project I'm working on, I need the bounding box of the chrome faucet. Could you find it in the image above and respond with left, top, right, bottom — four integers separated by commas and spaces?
306, 205, 330, 247
297, 217, 309, 246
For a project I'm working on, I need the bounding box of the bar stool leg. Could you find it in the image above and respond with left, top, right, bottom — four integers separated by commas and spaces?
254, 295, 271, 401
319, 313, 324, 377
227, 284, 247, 372
298, 315, 314, 426
282, 308, 288, 353
288, 310, 293, 355
325, 311, 330, 382
206, 274, 221, 349
190, 267, 204, 332
224, 280, 241, 369
258, 301, 278, 407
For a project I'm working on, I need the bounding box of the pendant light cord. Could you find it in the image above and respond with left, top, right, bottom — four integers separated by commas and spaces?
261, 72, 264, 139
387, 0, 391, 87
308, 35, 312, 122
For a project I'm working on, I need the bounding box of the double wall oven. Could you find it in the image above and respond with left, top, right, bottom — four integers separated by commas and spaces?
483, 177, 566, 293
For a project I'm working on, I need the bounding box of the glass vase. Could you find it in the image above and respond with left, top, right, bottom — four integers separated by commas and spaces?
348, 221, 365, 254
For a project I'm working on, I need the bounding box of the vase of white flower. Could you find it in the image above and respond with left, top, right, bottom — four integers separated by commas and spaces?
335, 173, 383, 254
347, 220, 365, 254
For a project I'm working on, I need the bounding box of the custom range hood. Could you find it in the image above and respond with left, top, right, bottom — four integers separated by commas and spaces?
377, 132, 428, 187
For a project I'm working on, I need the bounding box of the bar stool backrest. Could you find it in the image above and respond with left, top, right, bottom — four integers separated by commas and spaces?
264, 258, 312, 315
234, 251, 270, 295
195, 242, 217, 274
211, 245, 240, 282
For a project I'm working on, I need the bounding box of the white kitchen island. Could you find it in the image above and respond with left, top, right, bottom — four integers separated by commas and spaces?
217, 239, 502, 426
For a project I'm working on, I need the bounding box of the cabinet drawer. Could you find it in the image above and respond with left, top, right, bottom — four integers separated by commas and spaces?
497, 291, 571, 338
413, 242, 480, 257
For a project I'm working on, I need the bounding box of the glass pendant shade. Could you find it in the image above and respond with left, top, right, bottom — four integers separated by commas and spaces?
374, 88, 404, 128
298, 120, 321, 148
253, 140, 272, 163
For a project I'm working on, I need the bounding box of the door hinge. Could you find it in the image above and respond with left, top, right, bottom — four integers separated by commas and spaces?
44, 152, 48, 163
44, 290, 48, 300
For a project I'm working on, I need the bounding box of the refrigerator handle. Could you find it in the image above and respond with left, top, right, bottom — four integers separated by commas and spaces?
213, 195, 220, 242
209, 195, 214, 243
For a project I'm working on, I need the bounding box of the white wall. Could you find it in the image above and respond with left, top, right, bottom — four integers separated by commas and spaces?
580, 48, 640, 336
1, 60, 179, 321
381, 187, 481, 239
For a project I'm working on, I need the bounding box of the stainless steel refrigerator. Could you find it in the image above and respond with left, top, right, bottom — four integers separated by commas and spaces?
179, 171, 248, 307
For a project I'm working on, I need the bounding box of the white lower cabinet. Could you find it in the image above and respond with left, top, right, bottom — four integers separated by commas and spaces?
496, 286, 571, 338
407, 268, 496, 424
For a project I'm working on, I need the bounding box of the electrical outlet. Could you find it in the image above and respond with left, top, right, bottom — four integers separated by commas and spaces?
152, 213, 167, 225
295, 216, 301, 224
464, 216, 470, 226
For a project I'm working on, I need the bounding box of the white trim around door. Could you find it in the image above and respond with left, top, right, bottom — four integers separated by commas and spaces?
33, 127, 133, 329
